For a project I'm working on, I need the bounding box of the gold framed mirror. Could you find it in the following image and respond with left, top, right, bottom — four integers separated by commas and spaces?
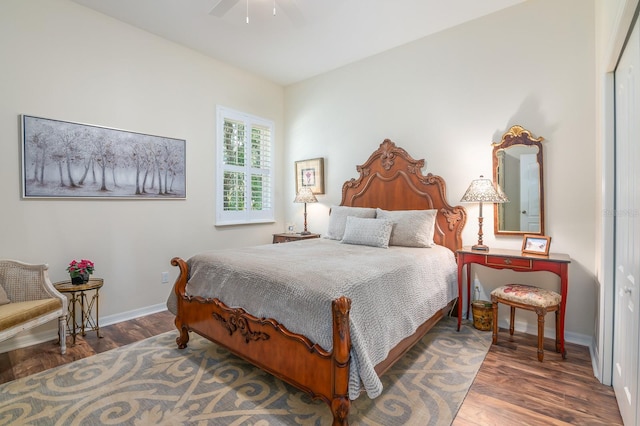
492, 125, 545, 236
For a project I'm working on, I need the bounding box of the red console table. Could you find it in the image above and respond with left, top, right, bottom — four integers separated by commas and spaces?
456, 247, 571, 357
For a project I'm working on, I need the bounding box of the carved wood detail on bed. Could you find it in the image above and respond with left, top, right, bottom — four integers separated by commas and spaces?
171, 139, 466, 425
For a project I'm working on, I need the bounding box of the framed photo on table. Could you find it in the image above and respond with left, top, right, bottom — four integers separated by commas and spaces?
521, 234, 551, 256
295, 157, 324, 194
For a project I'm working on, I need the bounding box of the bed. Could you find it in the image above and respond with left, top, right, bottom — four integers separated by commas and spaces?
168, 139, 466, 425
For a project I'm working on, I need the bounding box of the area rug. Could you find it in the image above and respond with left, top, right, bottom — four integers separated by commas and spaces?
0, 317, 490, 425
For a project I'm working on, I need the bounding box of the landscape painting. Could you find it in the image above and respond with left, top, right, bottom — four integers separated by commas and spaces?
21, 115, 186, 199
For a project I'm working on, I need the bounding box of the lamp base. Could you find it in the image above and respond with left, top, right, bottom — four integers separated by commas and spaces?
471, 244, 490, 251
299, 231, 311, 235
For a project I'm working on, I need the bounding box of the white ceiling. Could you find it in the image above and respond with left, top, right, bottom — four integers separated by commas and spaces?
72, 0, 525, 86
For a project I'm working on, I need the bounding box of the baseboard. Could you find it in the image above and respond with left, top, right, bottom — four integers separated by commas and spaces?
0, 303, 168, 354
498, 318, 593, 347
589, 336, 601, 382
100, 303, 168, 327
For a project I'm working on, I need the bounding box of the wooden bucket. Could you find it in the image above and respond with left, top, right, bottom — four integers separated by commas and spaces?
471, 300, 493, 331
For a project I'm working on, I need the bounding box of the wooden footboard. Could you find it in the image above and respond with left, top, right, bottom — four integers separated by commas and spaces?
171, 257, 352, 425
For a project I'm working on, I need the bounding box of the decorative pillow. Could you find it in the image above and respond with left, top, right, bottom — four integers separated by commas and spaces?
340, 216, 393, 248
325, 206, 377, 240
0, 285, 10, 305
376, 208, 438, 247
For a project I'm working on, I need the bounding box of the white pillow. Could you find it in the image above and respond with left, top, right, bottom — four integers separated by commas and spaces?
340, 216, 393, 248
376, 208, 438, 247
325, 206, 377, 240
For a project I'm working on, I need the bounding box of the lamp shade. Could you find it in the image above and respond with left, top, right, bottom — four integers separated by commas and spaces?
294, 186, 318, 203
460, 176, 508, 203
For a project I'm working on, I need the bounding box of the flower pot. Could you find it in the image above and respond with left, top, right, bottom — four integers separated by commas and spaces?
71, 272, 90, 285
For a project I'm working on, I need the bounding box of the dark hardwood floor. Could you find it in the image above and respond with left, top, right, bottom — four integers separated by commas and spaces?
0, 312, 623, 425
454, 329, 623, 425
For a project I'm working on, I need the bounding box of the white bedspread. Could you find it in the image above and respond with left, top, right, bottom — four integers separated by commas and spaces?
166, 238, 457, 400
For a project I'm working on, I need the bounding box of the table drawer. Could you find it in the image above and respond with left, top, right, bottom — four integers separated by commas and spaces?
486, 256, 532, 269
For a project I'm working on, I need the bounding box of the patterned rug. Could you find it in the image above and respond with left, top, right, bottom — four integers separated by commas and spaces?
0, 317, 490, 425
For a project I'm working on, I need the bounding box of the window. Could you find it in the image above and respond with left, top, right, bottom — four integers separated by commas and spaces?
216, 106, 274, 225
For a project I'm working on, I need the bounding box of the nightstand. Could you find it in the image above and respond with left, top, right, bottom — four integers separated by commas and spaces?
272, 233, 320, 243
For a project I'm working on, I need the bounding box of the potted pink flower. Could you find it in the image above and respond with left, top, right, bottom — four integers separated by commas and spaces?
67, 259, 95, 284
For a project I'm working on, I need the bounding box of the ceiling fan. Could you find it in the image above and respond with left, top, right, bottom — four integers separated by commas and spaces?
209, 0, 305, 25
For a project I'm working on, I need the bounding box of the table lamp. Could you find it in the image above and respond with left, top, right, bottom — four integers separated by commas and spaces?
460, 175, 508, 251
294, 186, 318, 235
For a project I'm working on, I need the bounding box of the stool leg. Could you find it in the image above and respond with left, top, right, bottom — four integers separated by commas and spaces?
536, 307, 545, 362
509, 306, 515, 335
492, 296, 498, 344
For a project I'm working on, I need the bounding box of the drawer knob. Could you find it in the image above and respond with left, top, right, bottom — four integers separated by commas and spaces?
504, 259, 512, 265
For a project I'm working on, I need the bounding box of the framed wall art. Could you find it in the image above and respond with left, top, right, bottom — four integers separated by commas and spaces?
295, 157, 324, 195
21, 115, 186, 199
521, 234, 551, 256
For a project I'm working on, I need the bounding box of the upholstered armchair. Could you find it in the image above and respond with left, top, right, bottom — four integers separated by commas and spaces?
0, 260, 67, 354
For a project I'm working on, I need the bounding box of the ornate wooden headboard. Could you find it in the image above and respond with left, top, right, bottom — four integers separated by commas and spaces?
340, 139, 466, 253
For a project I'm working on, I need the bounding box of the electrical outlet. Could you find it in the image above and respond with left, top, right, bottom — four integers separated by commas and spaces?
161, 272, 169, 284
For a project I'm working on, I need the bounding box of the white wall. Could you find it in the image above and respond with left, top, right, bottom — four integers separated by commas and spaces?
0, 0, 284, 348
284, 0, 597, 343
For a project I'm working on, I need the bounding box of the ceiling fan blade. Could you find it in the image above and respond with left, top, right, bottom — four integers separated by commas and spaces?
209, 0, 240, 17
278, 0, 305, 26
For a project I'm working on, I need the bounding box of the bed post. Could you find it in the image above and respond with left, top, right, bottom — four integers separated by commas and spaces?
331, 296, 352, 426
171, 257, 190, 349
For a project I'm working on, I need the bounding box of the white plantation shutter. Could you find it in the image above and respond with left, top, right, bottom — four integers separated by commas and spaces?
216, 106, 274, 225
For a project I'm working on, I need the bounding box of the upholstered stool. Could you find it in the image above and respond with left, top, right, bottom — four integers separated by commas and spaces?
491, 284, 561, 362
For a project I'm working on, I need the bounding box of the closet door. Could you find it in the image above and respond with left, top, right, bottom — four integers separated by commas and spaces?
613, 17, 640, 426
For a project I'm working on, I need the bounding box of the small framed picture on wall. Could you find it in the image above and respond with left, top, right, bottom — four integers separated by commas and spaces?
521, 234, 551, 256
295, 157, 324, 194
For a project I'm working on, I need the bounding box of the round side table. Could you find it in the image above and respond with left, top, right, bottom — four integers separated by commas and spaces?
54, 278, 103, 345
